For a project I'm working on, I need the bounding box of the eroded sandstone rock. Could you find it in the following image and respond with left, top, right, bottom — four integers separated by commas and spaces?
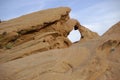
0, 21, 119, 80
1, 7, 119, 80
0, 7, 71, 49
66, 19, 99, 42
0, 7, 72, 63
0, 7, 99, 64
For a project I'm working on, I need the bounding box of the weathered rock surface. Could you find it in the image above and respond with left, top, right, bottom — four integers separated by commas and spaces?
0, 7, 119, 80
0, 7, 72, 63
0, 7, 99, 64
66, 19, 99, 42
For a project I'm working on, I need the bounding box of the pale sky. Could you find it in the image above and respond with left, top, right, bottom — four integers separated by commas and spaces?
0, 0, 120, 42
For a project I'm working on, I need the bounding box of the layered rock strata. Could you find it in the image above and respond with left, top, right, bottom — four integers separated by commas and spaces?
1, 7, 119, 80
0, 7, 99, 64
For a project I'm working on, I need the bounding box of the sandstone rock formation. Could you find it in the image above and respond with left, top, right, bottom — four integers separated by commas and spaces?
0, 7, 99, 64
66, 19, 99, 42
0, 7, 119, 80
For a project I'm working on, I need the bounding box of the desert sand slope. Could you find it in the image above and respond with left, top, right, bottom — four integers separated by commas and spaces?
0, 7, 120, 80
